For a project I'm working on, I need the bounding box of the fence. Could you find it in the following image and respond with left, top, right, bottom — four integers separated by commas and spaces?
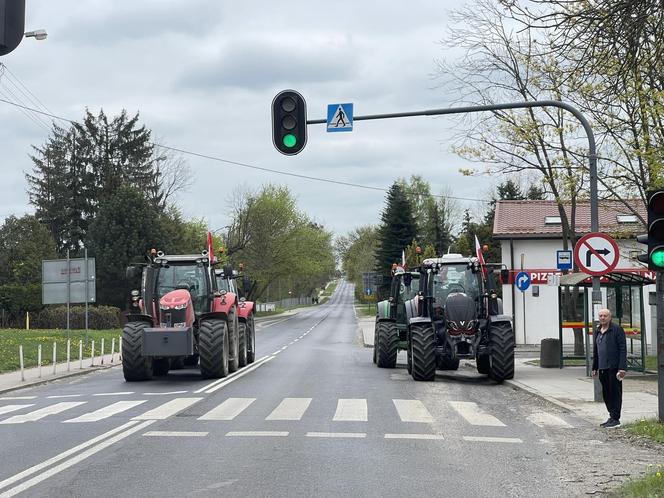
256, 296, 313, 312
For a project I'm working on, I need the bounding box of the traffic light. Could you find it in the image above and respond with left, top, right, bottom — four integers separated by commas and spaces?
0, 0, 25, 56
637, 189, 664, 270
272, 89, 307, 155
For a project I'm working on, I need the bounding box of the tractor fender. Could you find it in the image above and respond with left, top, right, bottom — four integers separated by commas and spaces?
404, 297, 420, 323
376, 300, 392, 320
200, 310, 230, 322
237, 300, 255, 321
213, 292, 237, 315
126, 313, 154, 326
408, 316, 432, 327
489, 314, 512, 324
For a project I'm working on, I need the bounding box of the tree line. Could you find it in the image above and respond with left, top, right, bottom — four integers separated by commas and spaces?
0, 109, 335, 327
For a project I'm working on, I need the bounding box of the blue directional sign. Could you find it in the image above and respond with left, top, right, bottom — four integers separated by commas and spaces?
327, 103, 353, 132
515, 271, 531, 292
365, 288, 372, 295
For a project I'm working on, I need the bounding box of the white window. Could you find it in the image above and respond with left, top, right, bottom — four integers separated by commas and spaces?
544, 216, 561, 224
617, 214, 638, 223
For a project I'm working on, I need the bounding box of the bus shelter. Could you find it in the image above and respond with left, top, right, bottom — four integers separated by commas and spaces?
557, 271, 653, 375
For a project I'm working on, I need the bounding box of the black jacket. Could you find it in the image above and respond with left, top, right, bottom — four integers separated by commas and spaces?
592, 321, 627, 371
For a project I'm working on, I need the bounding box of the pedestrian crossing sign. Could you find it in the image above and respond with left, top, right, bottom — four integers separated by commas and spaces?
327, 103, 353, 132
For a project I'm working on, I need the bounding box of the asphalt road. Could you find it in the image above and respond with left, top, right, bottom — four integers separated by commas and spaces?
0, 282, 596, 497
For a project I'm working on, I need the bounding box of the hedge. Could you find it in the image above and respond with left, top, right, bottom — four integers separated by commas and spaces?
34, 305, 121, 330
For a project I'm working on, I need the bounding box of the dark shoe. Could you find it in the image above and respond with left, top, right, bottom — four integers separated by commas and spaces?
604, 419, 621, 429
600, 418, 612, 427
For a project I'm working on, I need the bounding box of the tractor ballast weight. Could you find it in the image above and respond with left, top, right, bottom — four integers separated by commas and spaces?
123, 250, 240, 381
403, 254, 514, 383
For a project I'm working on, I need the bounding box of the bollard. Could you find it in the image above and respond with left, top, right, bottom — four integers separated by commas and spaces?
52, 342, 57, 375
66, 339, 71, 372
38, 344, 42, 378
111, 338, 115, 363
19, 345, 24, 381
119, 336, 123, 361
79, 340, 83, 369
91, 340, 95, 366
101, 338, 105, 365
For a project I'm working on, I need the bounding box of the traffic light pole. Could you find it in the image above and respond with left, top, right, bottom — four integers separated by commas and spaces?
658, 273, 664, 420
309, 98, 605, 398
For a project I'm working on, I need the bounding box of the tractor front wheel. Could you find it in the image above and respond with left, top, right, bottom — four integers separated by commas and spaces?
410, 323, 436, 381
122, 321, 153, 382
246, 315, 256, 364
488, 321, 515, 382
199, 318, 229, 379
238, 322, 248, 368
376, 321, 398, 368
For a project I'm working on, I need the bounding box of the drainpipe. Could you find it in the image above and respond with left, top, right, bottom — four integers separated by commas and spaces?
510, 238, 516, 337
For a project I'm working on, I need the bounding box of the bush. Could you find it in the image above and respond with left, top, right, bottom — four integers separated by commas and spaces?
34, 305, 121, 329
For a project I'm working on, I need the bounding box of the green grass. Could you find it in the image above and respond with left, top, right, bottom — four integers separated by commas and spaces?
355, 304, 377, 318
0, 328, 122, 373
320, 280, 337, 296
607, 464, 664, 497
624, 419, 664, 444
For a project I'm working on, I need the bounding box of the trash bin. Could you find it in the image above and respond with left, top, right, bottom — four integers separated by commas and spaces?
540, 338, 560, 368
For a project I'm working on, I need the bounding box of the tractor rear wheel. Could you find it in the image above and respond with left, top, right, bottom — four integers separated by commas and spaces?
372, 321, 378, 364
122, 321, 153, 381
183, 354, 199, 367
246, 315, 256, 364
238, 322, 248, 368
488, 321, 515, 382
476, 354, 490, 374
199, 318, 229, 379
227, 307, 240, 373
410, 323, 436, 381
376, 321, 398, 368
437, 356, 460, 370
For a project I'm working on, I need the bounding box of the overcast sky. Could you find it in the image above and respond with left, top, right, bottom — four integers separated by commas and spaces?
0, 0, 495, 239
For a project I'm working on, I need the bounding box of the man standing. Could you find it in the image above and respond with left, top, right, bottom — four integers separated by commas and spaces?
592, 308, 627, 428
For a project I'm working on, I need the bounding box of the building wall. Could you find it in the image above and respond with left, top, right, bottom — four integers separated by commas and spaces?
499, 237, 654, 346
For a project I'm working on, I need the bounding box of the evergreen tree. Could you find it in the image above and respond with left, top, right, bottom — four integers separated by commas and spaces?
375, 182, 417, 274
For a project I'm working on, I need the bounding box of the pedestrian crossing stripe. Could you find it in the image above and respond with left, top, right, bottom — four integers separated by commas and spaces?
0, 397, 575, 430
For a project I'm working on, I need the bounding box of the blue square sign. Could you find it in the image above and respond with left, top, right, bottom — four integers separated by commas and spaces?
557, 250, 572, 270
327, 103, 353, 132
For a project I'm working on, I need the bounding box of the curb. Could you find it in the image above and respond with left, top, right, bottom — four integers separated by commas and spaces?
0, 363, 120, 396
504, 378, 577, 413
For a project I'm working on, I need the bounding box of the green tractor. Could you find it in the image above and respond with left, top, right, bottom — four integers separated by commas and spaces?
373, 267, 420, 369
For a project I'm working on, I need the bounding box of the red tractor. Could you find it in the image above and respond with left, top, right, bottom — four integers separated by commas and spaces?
124, 250, 241, 381
214, 265, 256, 366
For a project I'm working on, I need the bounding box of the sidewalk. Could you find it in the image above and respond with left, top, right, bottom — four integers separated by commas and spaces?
0, 352, 121, 395
357, 315, 659, 424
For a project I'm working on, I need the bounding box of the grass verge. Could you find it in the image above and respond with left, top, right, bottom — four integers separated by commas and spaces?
607, 464, 664, 497
354, 304, 377, 318
0, 328, 122, 373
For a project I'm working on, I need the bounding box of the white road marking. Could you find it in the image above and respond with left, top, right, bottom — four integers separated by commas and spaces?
204, 355, 277, 394
132, 398, 202, 420
46, 395, 82, 399
333, 399, 368, 422
527, 411, 573, 428
64, 400, 147, 423
0, 420, 155, 497
141, 391, 189, 396
143, 431, 208, 437
0, 397, 36, 401
392, 399, 434, 423
0, 420, 142, 492
194, 355, 271, 393
266, 398, 312, 421
306, 432, 366, 438
94, 392, 134, 397
0, 402, 86, 424
449, 401, 506, 427
0, 405, 33, 416
463, 436, 523, 443
226, 431, 289, 437
280, 346, 288, 351
198, 398, 256, 421
384, 433, 445, 440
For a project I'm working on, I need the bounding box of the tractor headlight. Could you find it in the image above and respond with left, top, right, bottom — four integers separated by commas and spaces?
173, 303, 188, 310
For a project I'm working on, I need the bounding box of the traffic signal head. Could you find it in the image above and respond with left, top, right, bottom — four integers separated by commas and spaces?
0, 0, 25, 56
272, 90, 307, 155
646, 189, 664, 270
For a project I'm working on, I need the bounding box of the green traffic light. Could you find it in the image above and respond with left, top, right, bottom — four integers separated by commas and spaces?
283, 134, 297, 148
652, 248, 664, 268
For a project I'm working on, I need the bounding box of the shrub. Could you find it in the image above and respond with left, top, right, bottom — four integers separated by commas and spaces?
35, 305, 121, 329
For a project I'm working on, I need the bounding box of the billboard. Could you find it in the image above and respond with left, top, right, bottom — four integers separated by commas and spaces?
42, 258, 96, 305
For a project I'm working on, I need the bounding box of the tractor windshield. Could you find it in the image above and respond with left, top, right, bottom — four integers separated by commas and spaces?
431, 264, 481, 308
216, 277, 235, 294
157, 263, 209, 307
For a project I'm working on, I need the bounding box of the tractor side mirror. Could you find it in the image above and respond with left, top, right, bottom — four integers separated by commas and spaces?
500, 269, 510, 284
126, 265, 140, 280
242, 276, 251, 294
403, 273, 412, 287
223, 264, 234, 277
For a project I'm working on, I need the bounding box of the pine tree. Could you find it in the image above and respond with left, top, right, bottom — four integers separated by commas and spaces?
375, 182, 417, 274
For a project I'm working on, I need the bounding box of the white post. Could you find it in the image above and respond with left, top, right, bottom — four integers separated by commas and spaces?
100, 338, 105, 365
19, 345, 24, 381
111, 338, 115, 363
66, 339, 71, 372
38, 344, 42, 378
79, 340, 83, 369
52, 342, 57, 375
91, 340, 95, 366
119, 336, 122, 361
